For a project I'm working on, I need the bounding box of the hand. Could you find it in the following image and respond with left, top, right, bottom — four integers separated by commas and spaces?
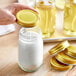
0, 3, 37, 25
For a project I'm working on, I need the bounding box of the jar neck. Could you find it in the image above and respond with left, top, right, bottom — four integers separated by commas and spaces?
19, 27, 42, 42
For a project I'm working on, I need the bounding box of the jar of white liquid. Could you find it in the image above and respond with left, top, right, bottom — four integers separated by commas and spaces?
18, 27, 43, 72
16, 10, 43, 72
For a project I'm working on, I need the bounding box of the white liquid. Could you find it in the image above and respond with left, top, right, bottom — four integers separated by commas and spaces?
18, 31, 43, 72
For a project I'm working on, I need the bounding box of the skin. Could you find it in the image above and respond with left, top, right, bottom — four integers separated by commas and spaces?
0, 3, 37, 25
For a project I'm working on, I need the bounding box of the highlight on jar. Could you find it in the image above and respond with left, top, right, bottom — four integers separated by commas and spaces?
63, 0, 76, 36
35, 0, 56, 39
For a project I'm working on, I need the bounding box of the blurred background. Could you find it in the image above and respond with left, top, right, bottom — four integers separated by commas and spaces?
0, 0, 17, 8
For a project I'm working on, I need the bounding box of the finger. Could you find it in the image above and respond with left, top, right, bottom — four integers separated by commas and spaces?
13, 3, 37, 12
6, 3, 38, 15
0, 9, 16, 25
5, 9, 16, 22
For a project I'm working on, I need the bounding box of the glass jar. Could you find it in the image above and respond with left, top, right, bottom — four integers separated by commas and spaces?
18, 27, 43, 72
64, 0, 76, 36
35, 0, 56, 38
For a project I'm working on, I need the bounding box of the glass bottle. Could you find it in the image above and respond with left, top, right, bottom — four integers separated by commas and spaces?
18, 27, 43, 72
64, 0, 76, 36
35, 0, 56, 38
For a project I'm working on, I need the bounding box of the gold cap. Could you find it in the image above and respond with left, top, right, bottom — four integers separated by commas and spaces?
50, 57, 73, 71
49, 41, 70, 56
65, 46, 76, 58
16, 10, 38, 27
56, 52, 76, 65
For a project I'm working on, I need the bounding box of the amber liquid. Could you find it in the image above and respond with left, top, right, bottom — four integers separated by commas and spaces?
64, 1, 76, 36
36, 1, 56, 38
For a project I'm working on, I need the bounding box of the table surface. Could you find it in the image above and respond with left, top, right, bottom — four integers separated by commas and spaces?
0, 1, 76, 76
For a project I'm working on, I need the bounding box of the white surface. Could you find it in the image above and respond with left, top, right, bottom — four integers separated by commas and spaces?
0, 24, 15, 36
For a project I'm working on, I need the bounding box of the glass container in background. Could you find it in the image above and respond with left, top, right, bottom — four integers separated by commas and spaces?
64, 0, 76, 36
35, 0, 56, 38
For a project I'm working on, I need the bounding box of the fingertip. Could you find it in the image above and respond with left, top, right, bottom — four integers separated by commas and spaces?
11, 15, 16, 22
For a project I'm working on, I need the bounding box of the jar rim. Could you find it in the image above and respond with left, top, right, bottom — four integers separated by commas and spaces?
19, 27, 42, 42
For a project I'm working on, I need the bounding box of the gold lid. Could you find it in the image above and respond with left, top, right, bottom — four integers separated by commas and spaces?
16, 10, 38, 27
56, 52, 76, 64
65, 46, 76, 58
49, 41, 70, 56
50, 57, 73, 71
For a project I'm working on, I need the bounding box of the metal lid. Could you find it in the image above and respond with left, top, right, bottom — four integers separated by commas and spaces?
16, 10, 38, 27
55, 52, 76, 65
49, 41, 70, 56
65, 46, 76, 58
50, 57, 73, 71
